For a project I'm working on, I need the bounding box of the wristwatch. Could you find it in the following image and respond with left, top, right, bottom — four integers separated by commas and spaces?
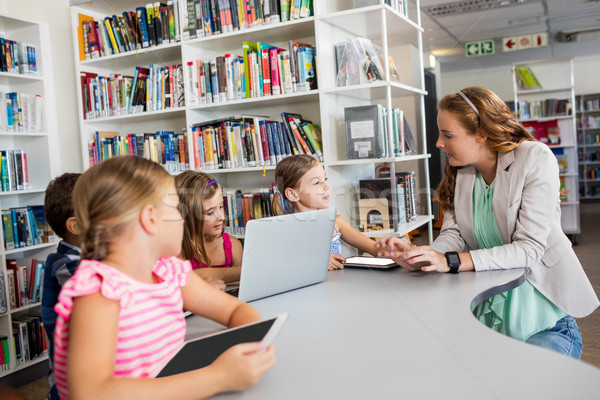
445, 252, 461, 274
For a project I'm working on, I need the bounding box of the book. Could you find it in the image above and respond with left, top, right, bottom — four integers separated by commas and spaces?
0, 273, 6, 315
345, 104, 385, 159
515, 66, 542, 90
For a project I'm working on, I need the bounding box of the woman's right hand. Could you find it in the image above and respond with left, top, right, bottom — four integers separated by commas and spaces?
211, 342, 277, 392
376, 236, 421, 271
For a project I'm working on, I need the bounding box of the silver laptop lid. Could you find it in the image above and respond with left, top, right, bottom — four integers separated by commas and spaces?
238, 208, 336, 302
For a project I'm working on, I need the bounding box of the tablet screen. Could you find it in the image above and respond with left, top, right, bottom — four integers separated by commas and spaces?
344, 256, 396, 267
158, 315, 283, 377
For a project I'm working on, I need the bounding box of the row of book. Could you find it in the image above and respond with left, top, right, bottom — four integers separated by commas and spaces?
358, 172, 419, 230
356, 0, 408, 16
0, 92, 43, 133
187, 39, 316, 106
0, 149, 29, 192
514, 66, 542, 90
0, 37, 37, 75
4, 258, 46, 309
581, 185, 600, 197
581, 133, 600, 145
2, 205, 55, 250
580, 151, 600, 163
80, 64, 184, 120
183, 0, 313, 39
582, 167, 600, 180
219, 174, 420, 236
516, 98, 573, 120
191, 112, 322, 170
578, 97, 600, 112
88, 130, 191, 173
0, 313, 48, 370
223, 188, 275, 235
345, 104, 416, 160
78, 2, 180, 61
578, 115, 600, 129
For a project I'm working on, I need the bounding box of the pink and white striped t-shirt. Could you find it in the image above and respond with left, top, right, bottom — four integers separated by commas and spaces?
53, 257, 191, 400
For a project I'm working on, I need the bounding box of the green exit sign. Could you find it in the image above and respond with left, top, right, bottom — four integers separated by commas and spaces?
466, 40, 495, 57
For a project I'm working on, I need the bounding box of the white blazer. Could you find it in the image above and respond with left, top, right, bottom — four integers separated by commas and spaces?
431, 141, 599, 318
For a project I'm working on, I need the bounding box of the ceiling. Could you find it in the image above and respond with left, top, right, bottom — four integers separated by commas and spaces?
420, 0, 600, 73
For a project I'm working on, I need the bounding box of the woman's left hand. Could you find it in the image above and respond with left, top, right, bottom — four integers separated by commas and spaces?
399, 245, 449, 273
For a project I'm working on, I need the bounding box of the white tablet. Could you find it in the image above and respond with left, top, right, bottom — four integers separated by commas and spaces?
157, 313, 288, 377
343, 256, 398, 269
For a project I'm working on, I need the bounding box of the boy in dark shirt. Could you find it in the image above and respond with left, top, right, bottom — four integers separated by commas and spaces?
41, 173, 81, 400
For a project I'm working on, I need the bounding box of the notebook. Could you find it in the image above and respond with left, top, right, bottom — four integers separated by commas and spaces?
237, 208, 336, 302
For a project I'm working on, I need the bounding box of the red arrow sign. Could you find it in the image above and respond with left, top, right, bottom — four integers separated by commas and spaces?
505, 39, 515, 49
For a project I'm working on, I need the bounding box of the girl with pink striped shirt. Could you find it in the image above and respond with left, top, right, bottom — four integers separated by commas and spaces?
53, 156, 276, 400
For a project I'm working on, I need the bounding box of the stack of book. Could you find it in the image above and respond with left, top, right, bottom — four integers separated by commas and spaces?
88, 130, 190, 173
2, 312, 48, 370
4, 258, 46, 308
1, 205, 55, 250
345, 104, 416, 160
191, 112, 322, 170
187, 39, 316, 105
516, 98, 573, 120
77, 2, 181, 61
223, 187, 274, 235
359, 171, 418, 229
182, 0, 314, 39
80, 63, 184, 119
0, 36, 37, 75
0, 149, 29, 192
0, 92, 43, 132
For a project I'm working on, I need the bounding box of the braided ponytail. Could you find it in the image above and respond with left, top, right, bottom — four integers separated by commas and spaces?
73, 156, 173, 261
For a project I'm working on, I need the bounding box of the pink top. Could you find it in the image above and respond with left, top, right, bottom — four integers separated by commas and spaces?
53, 257, 191, 400
191, 232, 233, 269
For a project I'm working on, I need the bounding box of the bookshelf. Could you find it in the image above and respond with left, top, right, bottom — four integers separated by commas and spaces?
576, 93, 600, 201
0, 13, 59, 377
70, 1, 433, 248
512, 58, 580, 243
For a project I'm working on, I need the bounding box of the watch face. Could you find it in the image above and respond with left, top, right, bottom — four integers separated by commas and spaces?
447, 253, 460, 265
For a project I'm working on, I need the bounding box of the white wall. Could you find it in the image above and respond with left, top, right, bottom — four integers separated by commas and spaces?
0, 0, 82, 174
440, 55, 600, 101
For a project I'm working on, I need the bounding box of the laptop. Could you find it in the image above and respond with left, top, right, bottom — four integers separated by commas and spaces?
236, 208, 335, 302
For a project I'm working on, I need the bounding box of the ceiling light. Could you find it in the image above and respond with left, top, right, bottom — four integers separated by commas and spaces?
424, 0, 529, 16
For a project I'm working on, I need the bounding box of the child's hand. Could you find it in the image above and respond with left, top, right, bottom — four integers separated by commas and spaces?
211, 342, 276, 391
203, 277, 226, 291
329, 253, 346, 270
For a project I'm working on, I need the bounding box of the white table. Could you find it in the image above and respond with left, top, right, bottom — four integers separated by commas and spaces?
186, 267, 600, 399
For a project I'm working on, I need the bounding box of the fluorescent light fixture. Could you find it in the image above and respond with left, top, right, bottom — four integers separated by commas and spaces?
429, 54, 437, 68
424, 0, 529, 16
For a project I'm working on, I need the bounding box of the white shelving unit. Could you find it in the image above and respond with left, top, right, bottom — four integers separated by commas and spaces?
70, 1, 433, 248
0, 13, 59, 378
512, 58, 580, 243
576, 93, 600, 201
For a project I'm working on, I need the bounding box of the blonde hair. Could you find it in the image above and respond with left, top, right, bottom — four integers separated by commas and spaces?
436, 86, 535, 211
73, 156, 174, 260
272, 154, 320, 215
174, 170, 223, 267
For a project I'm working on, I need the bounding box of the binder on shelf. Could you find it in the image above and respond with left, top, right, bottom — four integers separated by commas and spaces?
345, 104, 385, 159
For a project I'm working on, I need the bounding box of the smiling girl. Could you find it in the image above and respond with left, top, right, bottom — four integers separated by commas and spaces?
175, 171, 242, 285
272, 154, 378, 270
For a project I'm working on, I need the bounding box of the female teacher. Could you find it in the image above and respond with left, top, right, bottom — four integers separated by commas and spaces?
378, 86, 598, 358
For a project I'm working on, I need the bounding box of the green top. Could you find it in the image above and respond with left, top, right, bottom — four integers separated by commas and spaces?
471, 172, 566, 341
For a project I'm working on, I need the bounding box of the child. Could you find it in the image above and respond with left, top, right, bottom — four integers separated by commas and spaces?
41, 172, 82, 400
272, 154, 378, 270
53, 156, 275, 400
175, 171, 242, 285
